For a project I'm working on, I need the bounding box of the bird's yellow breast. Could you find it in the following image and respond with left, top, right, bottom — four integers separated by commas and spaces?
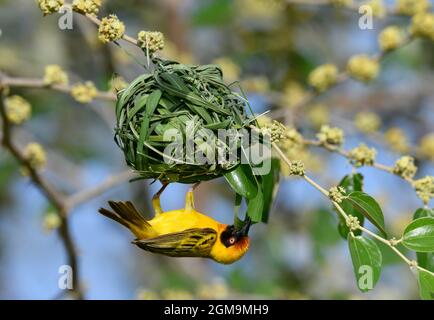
147, 209, 222, 237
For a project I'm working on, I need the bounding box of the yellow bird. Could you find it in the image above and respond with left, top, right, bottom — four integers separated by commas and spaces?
98, 184, 251, 264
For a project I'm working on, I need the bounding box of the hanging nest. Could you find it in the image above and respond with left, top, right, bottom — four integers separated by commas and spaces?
115, 58, 252, 184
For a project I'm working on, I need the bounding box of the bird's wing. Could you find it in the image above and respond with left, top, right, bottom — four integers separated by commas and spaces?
132, 228, 217, 258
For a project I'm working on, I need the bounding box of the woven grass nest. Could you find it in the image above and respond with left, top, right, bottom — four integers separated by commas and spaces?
115, 58, 252, 184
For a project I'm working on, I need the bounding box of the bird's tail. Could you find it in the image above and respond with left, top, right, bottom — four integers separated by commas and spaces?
98, 200, 154, 239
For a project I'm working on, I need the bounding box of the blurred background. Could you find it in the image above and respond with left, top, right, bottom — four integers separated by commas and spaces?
0, 0, 433, 299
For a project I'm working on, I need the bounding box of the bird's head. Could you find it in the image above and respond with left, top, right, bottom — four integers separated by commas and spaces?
210, 219, 251, 264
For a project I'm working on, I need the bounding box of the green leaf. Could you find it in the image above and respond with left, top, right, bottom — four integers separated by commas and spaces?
414, 208, 434, 220
192, 0, 234, 26
402, 217, 434, 252
224, 164, 258, 199
348, 234, 382, 292
146, 90, 162, 115
259, 158, 280, 223
337, 174, 364, 239
340, 173, 364, 192
246, 187, 264, 223
412, 209, 434, 271
233, 193, 243, 229
346, 191, 387, 237
418, 270, 434, 300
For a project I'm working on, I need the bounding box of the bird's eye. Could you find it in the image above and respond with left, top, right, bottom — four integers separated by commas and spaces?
228, 237, 236, 245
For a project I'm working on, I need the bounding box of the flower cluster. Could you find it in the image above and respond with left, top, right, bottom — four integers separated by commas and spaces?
366, 0, 386, 18
419, 133, 434, 161
261, 120, 292, 144
212, 57, 240, 84
109, 76, 128, 92
71, 81, 98, 103
4, 95, 31, 125
43, 211, 62, 232
37, 0, 64, 15
281, 127, 303, 150
316, 125, 344, 146
98, 15, 125, 43
242, 76, 270, 94
413, 176, 434, 204
307, 104, 329, 128
72, 0, 101, 16
378, 26, 403, 52
43, 64, 68, 86
384, 127, 409, 153
348, 143, 376, 167
138, 31, 165, 54
281, 82, 306, 109
410, 13, 434, 41
396, 0, 431, 16
288, 160, 305, 176
347, 54, 380, 82
329, 186, 346, 203
346, 215, 361, 231
354, 111, 381, 134
24, 142, 47, 171
393, 156, 418, 179
308, 64, 338, 92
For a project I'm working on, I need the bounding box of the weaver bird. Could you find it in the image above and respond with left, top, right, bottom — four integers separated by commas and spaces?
98, 184, 251, 264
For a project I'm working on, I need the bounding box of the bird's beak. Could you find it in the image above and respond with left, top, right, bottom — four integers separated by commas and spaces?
237, 218, 252, 237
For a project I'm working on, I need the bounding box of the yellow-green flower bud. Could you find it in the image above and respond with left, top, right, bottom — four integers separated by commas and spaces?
329, 186, 346, 203
393, 156, 417, 179
413, 176, 434, 204
162, 289, 193, 300
109, 76, 128, 92
307, 104, 329, 128
98, 14, 125, 44
72, 0, 101, 16
43, 64, 69, 86
136, 289, 159, 300
4, 95, 31, 125
396, 0, 431, 16
410, 13, 434, 41
242, 76, 270, 93
43, 211, 62, 232
384, 127, 409, 153
281, 82, 307, 109
71, 81, 98, 103
288, 160, 305, 176
419, 133, 434, 161
365, 0, 386, 18
137, 31, 165, 54
354, 111, 381, 134
308, 64, 339, 92
37, 0, 64, 15
378, 26, 403, 52
348, 143, 376, 167
212, 57, 241, 84
316, 125, 345, 146
346, 215, 361, 231
347, 54, 380, 82
24, 142, 47, 170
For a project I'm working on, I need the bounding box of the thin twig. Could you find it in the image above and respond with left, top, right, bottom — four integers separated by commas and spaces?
0, 75, 116, 101
257, 125, 434, 277
0, 88, 84, 298
65, 169, 137, 210
64, 4, 139, 47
